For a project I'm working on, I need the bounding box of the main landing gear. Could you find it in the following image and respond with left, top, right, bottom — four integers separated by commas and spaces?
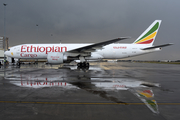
77, 62, 89, 68
77, 57, 89, 69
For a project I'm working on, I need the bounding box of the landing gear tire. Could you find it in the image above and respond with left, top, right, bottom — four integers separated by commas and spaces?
86, 63, 89, 66
77, 62, 89, 68
17, 62, 21, 66
77, 63, 81, 67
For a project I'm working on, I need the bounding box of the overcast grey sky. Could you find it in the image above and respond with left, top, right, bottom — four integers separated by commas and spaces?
0, 0, 179, 60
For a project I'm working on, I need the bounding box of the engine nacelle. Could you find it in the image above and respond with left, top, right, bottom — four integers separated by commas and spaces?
47, 52, 67, 64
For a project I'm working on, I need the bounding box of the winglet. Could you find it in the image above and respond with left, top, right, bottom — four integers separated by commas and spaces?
133, 20, 162, 45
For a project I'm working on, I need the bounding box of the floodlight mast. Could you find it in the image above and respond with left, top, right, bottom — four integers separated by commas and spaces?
3, 3, 7, 62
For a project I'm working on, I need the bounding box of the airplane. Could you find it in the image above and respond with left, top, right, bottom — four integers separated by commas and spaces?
5, 20, 173, 67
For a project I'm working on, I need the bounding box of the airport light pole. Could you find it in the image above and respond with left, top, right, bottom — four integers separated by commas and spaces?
36, 24, 39, 63
36, 24, 38, 40
3, 3, 7, 62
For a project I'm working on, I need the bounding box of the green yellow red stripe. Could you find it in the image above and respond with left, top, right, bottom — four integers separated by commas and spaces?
135, 32, 157, 44
135, 22, 159, 44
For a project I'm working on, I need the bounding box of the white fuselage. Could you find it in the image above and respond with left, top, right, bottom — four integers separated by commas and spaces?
5, 43, 160, 60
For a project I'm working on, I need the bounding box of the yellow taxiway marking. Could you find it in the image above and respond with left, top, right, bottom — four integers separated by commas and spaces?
0, 101, 180, 105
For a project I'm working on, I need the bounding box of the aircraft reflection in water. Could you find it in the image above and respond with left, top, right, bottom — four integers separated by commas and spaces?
5, 67, 160, 114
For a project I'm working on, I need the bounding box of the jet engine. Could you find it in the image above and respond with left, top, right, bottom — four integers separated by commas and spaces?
47, 52, 67, 64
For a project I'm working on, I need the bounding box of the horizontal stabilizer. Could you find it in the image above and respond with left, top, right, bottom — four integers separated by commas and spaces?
142, 43, 173, 50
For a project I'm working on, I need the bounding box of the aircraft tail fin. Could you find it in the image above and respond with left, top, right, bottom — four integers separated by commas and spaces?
133, 20, 162, 45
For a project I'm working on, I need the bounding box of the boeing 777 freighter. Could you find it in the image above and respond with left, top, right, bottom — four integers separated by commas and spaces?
5, 20, 172, 67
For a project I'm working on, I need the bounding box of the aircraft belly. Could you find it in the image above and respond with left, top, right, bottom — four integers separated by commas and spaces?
102, 50, 123, 59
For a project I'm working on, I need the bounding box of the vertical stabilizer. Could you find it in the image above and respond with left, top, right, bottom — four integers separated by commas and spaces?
133, 20, 161, 45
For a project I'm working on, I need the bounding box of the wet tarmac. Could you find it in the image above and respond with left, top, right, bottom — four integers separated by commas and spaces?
0, 62, 180, 120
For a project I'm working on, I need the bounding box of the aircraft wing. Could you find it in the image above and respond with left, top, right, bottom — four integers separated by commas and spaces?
67, 37, 130, 53
142, 43, 173, 50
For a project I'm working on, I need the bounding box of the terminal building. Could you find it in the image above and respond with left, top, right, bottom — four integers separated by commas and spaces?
0, 36, 9, 62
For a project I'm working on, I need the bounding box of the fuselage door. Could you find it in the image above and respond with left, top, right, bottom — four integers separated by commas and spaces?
16, 46, 20, 54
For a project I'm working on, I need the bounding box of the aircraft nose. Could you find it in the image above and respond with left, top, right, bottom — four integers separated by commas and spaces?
4, 51, 8, 55
4, 51, 11, 56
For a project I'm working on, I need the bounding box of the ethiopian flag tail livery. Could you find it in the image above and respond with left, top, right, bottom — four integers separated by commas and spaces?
133, 20, 162, 45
